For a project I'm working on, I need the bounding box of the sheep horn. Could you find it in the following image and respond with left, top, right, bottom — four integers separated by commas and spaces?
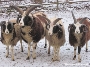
68, 24, 71, 32
53, 18, 62, 25
10, 5, 23, 15
79, 17, 87, 23
71, 11, 77, 23
25, 5, 42, 15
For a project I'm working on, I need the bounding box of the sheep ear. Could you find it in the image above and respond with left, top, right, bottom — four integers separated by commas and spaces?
59, 24, 62, 26
83, 25, 88, 32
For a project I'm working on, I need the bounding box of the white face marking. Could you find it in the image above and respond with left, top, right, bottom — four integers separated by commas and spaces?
19, 16, 24, 26
48, 19, 63, 35
5, 22, 9, 34
19, 12, 26, 26
74, 22, 82, 33
48, 24, 54, 35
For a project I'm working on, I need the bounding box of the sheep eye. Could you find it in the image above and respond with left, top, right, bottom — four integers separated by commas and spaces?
59, 24, 62, 26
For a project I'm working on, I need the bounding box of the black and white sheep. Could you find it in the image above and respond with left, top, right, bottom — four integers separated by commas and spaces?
0, 20, 22, 61
10, 5, 50, 59
46, 18, 65, 61
68, 11, 88, 62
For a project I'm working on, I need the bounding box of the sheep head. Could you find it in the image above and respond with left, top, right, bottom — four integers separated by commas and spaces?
48, 18, 63, 35
10, 5, 42, 26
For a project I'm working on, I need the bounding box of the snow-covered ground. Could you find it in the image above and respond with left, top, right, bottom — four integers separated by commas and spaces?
0, 2, 90, 67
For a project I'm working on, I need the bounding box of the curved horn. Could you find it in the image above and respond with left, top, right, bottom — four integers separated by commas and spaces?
25, 5, 42, 15
79, 17, 87, 23
10, 5, 23, 15
71, 11, 77, 23
53, 18, 62, 25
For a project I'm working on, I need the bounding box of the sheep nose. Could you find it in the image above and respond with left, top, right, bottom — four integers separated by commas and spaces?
48, 32, 52, 35
5, 31, 9, 34
19, 23, 22, 25
76, 31, 78, 33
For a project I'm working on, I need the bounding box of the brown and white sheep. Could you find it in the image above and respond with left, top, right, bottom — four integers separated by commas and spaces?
10, 5, 50, 60
46, 18, 65, 61
68, 11, 88, 62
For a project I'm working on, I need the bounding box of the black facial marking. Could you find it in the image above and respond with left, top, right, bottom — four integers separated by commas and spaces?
17, 15, 22, 23
23, 15, 33, 26
69, 24, 76, 33
1, 21, 13, 33
53, 25, 63, 39
7, 22, 13, 33
69, 24, 77, 46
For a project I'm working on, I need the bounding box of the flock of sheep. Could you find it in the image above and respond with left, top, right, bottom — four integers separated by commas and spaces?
0, 5, 90, 62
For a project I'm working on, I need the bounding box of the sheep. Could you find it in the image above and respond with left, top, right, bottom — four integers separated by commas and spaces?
0, 20, 22, 61
68, 11, 88, 62
10, 5, 50, 60
10, 5, 50, 48
46, 18, 65, 61
77, 17, 90, 52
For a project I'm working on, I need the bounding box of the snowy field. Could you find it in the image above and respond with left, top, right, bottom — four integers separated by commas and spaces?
0, 2, 90, 67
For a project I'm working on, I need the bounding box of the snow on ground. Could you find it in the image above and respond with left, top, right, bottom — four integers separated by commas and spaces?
0, 3, 90, 67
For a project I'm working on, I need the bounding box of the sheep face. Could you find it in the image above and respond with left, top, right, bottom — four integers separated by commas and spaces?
69, 23, 88, 34
48, 24, 63, 38
17, 14, 33, 27
1, 21, 13, 34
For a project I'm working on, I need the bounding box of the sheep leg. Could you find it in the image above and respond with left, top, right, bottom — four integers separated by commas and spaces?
78, 46, 81, 62
52, 47, 56, 61
6, 45, 9, 58
56, 47, 60, 61
20, 39, 23, 52
32, 43, 37, 59
11, 46, 15, 61
48, 45, 50, 54
26, 43, 30, 60
73, 46, 77, 60
44, 38, 47, 48
86, 42, 88, 52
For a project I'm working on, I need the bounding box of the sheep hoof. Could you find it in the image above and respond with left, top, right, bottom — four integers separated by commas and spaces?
48, 51, 50, 54
12, 59, 15, 61
26, 56, 30, 60
44, 44, 47, 48
21, 50, 24, 52
33, 57, 36, 59
73, 57, 76, 60
32, 54, 36, 59
6, 56, 8, 58
78, 59, 81, 62
52, 57, 56, 61
86, 49, 88, 52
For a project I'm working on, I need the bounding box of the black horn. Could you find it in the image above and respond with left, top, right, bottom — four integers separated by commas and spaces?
71, 11, 77, 23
